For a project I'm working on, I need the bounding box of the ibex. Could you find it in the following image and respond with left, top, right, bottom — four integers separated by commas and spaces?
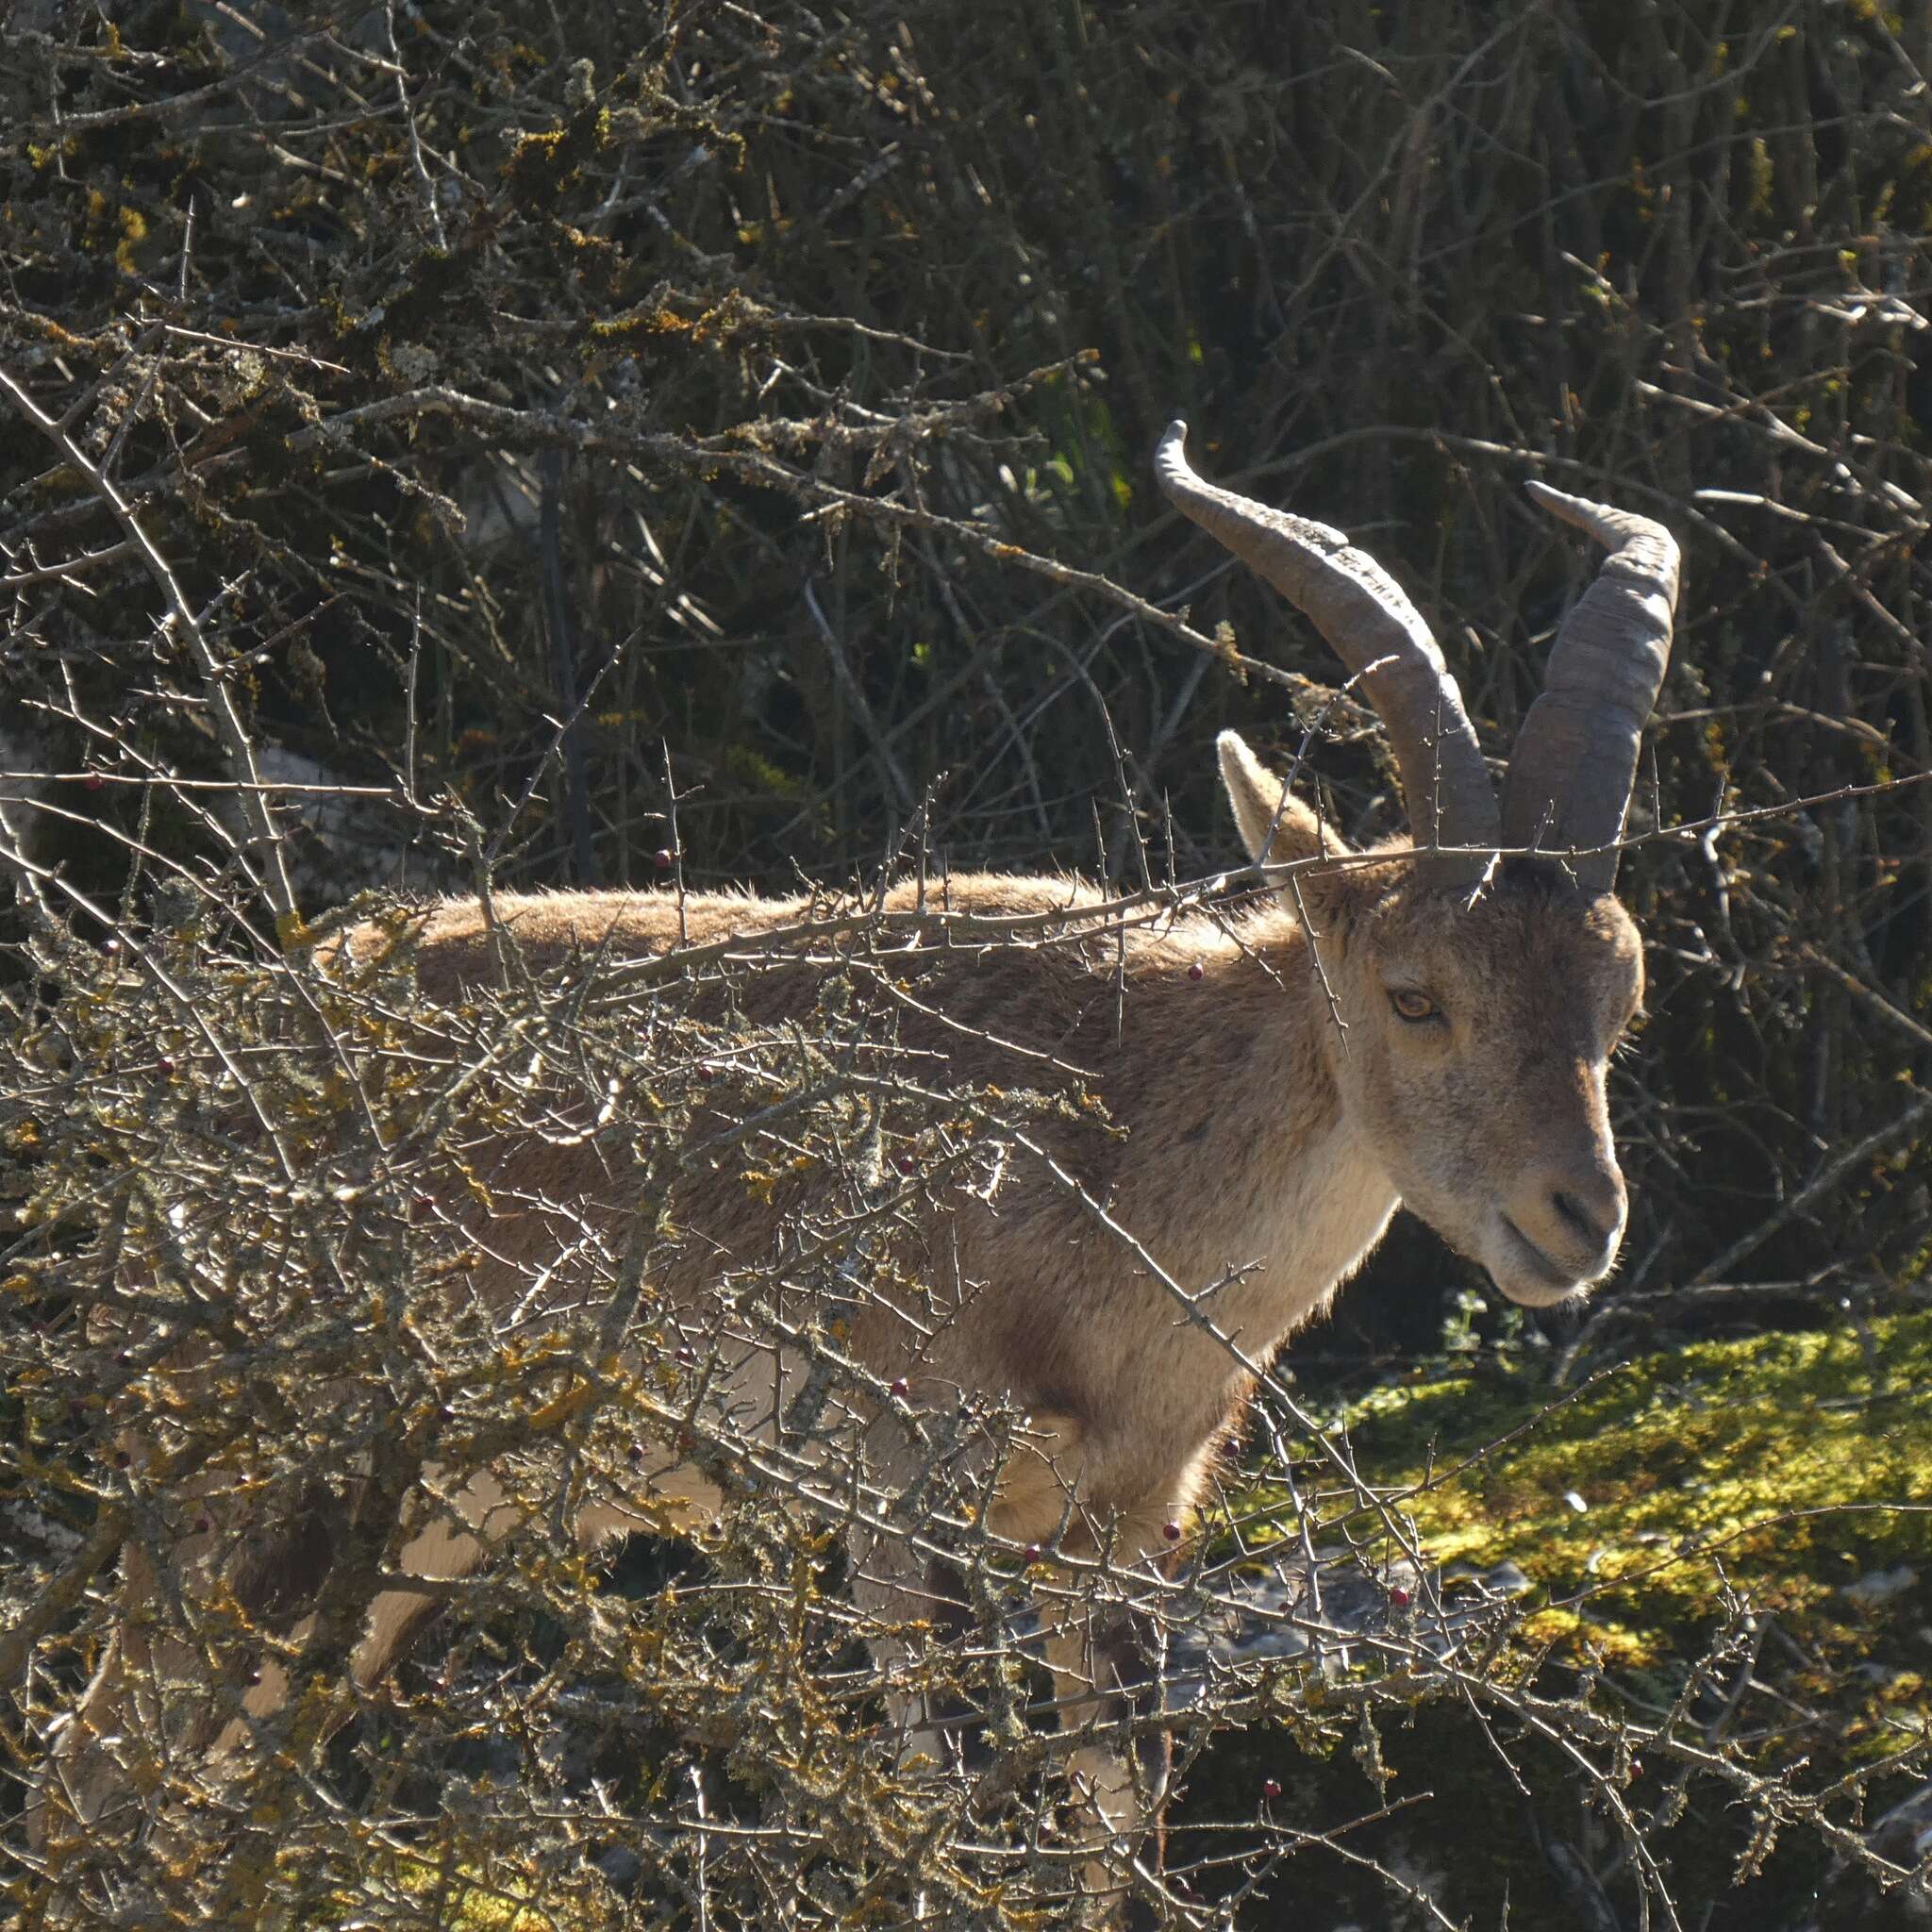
42, 423, 1678, 1918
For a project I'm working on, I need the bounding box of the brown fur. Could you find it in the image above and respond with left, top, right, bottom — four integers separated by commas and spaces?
383, 866, 1394, 1516
371, 734, 1639, 1514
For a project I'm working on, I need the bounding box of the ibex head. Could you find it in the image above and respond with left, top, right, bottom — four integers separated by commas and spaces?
1157, 423, 1678, 1307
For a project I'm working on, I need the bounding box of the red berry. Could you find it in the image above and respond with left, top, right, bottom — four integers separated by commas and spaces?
890, 1377, 909, 1399
895, 1153, 917, 1175
194, 1516, 211, 1534
82, 774, 106, 792
1024, 1543, 1042, 1563
1390, 1585, 1410, 1607
1187, 960, 1204, 982
675, 1344, 695, 1364
1162, 1520, 1182, 1542
653, 847, 676, 872
628, 1442, 645, 1463
158, 1057, 175, 1074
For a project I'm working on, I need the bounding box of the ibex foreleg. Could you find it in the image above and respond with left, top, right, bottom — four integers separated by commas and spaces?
1037, 1496, 1180, 1926
977, 1415, 1186, 1924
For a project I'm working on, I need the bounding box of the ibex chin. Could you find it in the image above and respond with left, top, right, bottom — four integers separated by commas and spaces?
42, 423, 1678, 1917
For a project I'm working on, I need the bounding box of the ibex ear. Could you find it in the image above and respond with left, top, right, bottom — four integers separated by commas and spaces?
1218, 730, 1344, 872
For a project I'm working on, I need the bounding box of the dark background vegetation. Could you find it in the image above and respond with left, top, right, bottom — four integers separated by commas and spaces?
2, 2, 1929, 1927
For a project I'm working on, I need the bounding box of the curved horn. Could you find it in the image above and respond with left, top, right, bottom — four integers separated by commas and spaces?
1502, 482, 1680, 893
1155, 421, 1497, 882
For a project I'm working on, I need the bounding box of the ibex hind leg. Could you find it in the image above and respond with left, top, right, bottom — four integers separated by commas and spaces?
202, 1444, 727, 1756
195, 1463, 517, 1780
32, 1478, 339, 1851
183, 1441, 724, 1814
33, 1430, 726, 1874
35, 1583, 205, 1850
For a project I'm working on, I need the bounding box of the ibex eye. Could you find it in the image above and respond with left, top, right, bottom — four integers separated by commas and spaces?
1390, 988, 1438, 1024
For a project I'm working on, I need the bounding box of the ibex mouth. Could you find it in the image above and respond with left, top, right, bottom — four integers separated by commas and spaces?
1492, 1211, 1588, 1303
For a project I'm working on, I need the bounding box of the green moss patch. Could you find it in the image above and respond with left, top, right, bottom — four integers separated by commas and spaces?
1169, 1318, 1932, 1925
1331, 1313, 1929, 1696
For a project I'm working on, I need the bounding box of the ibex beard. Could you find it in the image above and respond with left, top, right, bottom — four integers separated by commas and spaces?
38, 422, 1676, 1926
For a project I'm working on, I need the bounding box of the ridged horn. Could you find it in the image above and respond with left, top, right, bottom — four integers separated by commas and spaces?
1502, 481, 1680, 893
1154, 421, 1498, 884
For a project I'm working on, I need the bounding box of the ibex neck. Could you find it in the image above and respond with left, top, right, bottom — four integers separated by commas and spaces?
1106, 906, 1398, 1355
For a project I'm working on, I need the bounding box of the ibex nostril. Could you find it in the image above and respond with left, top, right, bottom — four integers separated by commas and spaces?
1553, 1190, 1612, 1251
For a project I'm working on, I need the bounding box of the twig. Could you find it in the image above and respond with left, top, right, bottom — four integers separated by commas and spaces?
0, 360, 299, 928
1686, 1083, 1932, 1287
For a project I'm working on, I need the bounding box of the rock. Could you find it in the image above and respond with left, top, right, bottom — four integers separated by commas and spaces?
1842, 1565, 1920, 1609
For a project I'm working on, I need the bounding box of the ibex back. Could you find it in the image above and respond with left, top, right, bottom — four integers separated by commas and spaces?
42, 423, 1679, 1921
